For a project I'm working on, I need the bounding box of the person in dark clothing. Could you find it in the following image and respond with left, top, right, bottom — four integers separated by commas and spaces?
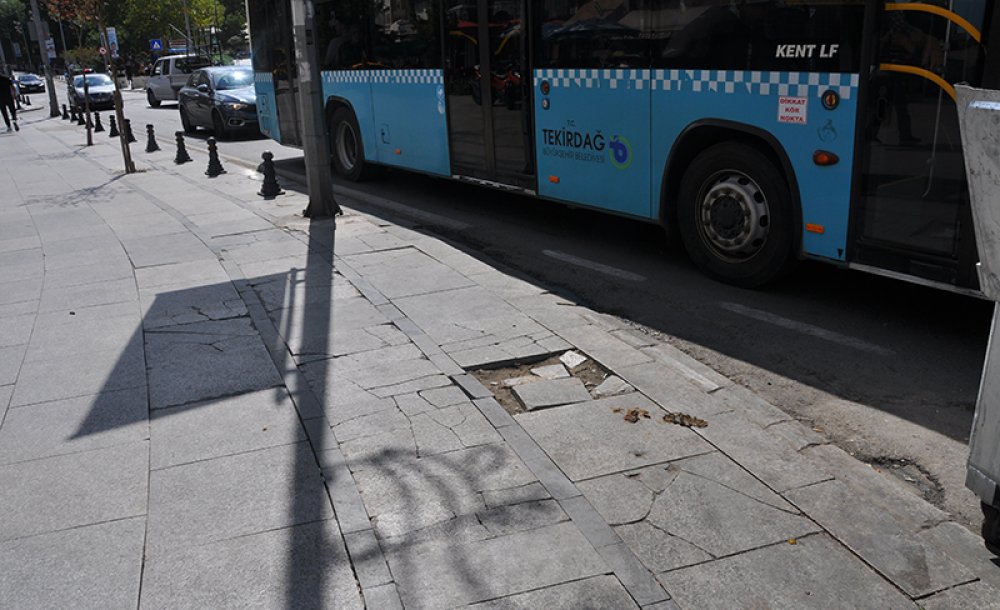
0, 73, 18, 132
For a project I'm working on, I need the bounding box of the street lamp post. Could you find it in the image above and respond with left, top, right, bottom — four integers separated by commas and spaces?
27, 0, 60, 117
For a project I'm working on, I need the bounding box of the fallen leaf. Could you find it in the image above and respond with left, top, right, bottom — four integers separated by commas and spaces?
612, 408, 623, 413
662, 411, 708, 428
788, 538, 797, 545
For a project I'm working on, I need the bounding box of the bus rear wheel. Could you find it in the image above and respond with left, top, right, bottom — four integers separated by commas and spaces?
677, 142, 796, 287
330, 107, 375, 182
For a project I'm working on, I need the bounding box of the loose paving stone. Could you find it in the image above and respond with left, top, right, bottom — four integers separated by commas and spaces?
146, 318, 283, 409
512, 377, 591, 410
140, 519, 363, 610
616, 520, 713, 573
917, 581, 1000, 610
0, 387, 148, 465
0, 442, 148, 542
530, 363, 570, 379
476, 499, 568, 536
785, 479, 973, 597
558, 325, 653, 369
150, 388, 305, 469
387, 522, 607, 609
461, 574, 639, 609
593, 375, 634, 398
516, 394, 712, 481
0, 517, 145, 610
696, 410, 830, 492
661, 534, 917, 609
482, 482, 551, 508
146, 442, 332, 556
502, 375, 536, 388
644, 471, 819, 558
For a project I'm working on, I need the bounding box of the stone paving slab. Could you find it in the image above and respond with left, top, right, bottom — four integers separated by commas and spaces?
461, 574, 639, 609
146, 441, 332, 556
386, 522, 608, 609
0, 387, 148, 466
661, 534, 918, 609
917, 581, 1000, 610
512, 377, 592, 410
0, 517, 145, 610
145, 318, 283, 409
150, 388, 306, 470
786, 480, 974, 597
0, 313, 34, 348
140, 519, 363, 610
0, 441, 148, 542
11, 345, 147, 408
516, 394, 712, 481
0, 345, 23, 385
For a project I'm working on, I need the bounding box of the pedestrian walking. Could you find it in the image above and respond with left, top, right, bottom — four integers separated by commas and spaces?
0, 72, 18, 132
125, 61, 134, 89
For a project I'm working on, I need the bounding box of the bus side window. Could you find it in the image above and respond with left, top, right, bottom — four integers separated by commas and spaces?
538, 0, 654, 69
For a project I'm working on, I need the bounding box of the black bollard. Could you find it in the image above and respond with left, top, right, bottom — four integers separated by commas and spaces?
61, 104, 69, 120
145, 124, 160, 153
93, 112, 104, 133
258, 151, 284, 197
205, 137, 226, 177
24, 96, 30, 106
69, 106, 78, 122
108, 115, 119, 137
124, 119, 137, 144
76, 109, 85, 126
174, 131, 192, 164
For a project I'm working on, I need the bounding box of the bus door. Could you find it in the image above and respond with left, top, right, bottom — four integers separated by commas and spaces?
444, 0, 535, 190
852, 0, 992, 288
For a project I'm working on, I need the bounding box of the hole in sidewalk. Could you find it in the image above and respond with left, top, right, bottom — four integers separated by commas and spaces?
864, 455, 946, 509
470, 350, 634, 415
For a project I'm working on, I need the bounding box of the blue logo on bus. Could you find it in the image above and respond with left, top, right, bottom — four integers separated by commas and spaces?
609, 135, 632, 170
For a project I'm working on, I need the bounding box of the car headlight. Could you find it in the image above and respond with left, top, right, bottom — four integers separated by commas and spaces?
225, 102, 248, 111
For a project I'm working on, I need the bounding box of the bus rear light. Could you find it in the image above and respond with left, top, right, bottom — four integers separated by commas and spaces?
540, 80, 550, 95
394, 149, 402, 155
813, 150, 839, 166
549, 176, 560, 184
806, 223, 825, 234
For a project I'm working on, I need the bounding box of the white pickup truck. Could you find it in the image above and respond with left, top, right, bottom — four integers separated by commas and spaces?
146, 54, 211, 107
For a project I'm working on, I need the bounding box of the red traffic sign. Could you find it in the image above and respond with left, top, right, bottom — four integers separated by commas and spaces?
98, 46, 107, 55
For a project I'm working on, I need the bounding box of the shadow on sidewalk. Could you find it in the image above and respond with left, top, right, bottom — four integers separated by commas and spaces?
64, 215, 524, 607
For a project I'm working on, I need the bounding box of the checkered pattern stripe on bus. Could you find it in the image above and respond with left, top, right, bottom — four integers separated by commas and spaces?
652, 70, 860, 99
254, 72, 273, 84
321, 69, 443, 85
535, 69, 859, 99
536, 69, 648, 91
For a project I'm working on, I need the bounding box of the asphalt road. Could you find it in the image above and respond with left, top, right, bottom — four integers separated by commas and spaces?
57, 85, 994, 532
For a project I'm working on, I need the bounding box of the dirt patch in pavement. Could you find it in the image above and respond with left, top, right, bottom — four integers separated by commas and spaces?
471, 351, 612, 415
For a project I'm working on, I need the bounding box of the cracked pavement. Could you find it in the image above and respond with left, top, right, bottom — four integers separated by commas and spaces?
1, 103, 999, 609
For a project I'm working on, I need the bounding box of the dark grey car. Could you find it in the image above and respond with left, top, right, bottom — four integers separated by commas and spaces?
68, 73, 115, 110
177, 67, 258, 139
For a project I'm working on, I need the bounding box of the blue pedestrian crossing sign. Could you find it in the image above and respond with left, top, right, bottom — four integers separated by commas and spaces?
150, 39, 163, 52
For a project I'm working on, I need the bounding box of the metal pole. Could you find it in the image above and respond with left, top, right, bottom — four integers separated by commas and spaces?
182, 0, 194, 56
27, 0, 60, 117
95, 7, 135, 173
289, 0, 340, 217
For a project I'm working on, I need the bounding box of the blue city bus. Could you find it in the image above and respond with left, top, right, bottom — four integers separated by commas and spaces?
247, 0, 999, 291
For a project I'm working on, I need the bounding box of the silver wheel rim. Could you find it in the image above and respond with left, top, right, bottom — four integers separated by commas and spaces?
336, 121, 358, 172
697, 170, 770, 262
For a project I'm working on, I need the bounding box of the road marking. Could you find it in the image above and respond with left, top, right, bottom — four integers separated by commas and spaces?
719, 302, 895, 355
542, 250, 646, 282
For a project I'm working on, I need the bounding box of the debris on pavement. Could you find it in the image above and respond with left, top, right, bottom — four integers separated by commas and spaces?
662, 411, 708, 428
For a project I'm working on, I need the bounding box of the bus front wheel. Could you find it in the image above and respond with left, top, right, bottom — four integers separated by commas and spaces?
677, 142, 796, 287
330, 107, 374, 182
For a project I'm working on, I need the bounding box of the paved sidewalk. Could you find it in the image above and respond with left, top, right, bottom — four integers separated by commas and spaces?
1, 112, 999, 609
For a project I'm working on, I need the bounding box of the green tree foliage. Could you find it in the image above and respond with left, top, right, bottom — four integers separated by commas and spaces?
120, 0, 224, 51
0, 0, 26, 38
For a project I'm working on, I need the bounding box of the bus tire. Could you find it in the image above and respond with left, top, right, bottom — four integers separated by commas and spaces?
677, 142, 796, 287
330, 107, 374, 182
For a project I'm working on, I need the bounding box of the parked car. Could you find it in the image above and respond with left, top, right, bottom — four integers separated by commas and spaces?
68, 73, 115, 110
146, 54, 211, 106
177, 66, 258, 139
16, 73, 44, 93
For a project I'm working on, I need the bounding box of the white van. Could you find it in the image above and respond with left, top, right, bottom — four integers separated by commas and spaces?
146, 54, 211, 106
